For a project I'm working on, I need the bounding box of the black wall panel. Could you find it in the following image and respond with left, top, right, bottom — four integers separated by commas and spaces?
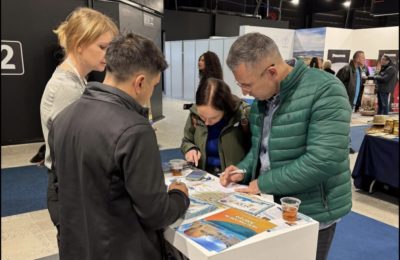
214, 13, 289, 37
93, 0, 164, 121
163, 10, 213, 41
162, 10, 288, 41
1, 0, 86, 145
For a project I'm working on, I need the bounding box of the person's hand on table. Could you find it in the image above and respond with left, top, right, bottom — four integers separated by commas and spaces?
219, 165, 244, 187
185, 149, 201, 167
235, 179, 261, 195
169, 181, 189, 196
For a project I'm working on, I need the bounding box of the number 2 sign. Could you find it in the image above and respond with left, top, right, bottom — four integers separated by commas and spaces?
1, 40, 25, 75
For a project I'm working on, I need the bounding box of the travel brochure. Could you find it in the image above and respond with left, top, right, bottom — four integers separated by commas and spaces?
185, 197, 218, 220
177, 208, 277, 253
218, 193, 275, 215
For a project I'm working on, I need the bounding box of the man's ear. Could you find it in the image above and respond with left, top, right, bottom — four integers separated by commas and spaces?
133, 74, 145, 93
267, 66, 277, 78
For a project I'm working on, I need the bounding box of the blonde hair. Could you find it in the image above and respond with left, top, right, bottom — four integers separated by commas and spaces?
53, 7, 118, 55
323, 60, 332, 70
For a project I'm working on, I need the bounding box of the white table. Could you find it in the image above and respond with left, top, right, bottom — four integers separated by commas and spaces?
163, 169, 319, 260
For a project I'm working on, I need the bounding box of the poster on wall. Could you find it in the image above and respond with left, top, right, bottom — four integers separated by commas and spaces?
378, 50, 399, 64
293, 28, 326, 68
378, 50, 399, 112
327, 49, 351, 75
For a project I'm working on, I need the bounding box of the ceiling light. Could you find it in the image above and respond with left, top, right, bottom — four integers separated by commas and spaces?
343, 1, 351, 8
292, 0, 299, 4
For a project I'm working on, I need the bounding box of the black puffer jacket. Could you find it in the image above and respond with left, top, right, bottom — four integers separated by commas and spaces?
49, 82, 189, 260
375, 61, 398, 93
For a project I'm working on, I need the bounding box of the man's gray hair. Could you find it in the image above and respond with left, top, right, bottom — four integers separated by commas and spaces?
106, 33, 168, 82
226, 32, 281, 70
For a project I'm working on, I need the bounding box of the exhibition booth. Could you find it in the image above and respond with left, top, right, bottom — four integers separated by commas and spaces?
163, 25, 399, 111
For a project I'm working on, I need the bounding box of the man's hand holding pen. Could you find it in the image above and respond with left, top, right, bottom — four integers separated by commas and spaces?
219, 166, 245, 187
219, 166, 261, 194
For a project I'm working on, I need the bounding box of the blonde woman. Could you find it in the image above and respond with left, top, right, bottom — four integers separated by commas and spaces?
40, 7, 118, 243
323, 60, 335, 75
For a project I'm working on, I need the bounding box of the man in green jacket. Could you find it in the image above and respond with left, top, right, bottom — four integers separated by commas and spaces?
220, 32, 352, 260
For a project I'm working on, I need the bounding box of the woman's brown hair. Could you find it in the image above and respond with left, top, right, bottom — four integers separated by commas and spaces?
196, 78, 241, 116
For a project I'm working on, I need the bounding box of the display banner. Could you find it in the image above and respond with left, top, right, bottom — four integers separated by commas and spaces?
378, 50, 399, 64
392, 82, 399, 113
327, 49, 351, 63
326, 49, 351, 74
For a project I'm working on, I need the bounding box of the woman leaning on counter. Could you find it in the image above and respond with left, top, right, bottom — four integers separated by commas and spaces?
181, 78, 251, 176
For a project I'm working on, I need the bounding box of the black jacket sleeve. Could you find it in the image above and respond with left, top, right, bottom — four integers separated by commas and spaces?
336, 65, 349, 85
114, 123, 189, 230
375, 66, 396, 83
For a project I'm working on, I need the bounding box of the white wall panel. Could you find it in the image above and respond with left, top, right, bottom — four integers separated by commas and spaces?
163, 41, 172, 97
183, 40, 196, 101
222, 37, 248, 99
351, 26, 399, 60
240, 25, 295, 60
209, 39, 224, 67
194, 40, 210, 88
170, 41, 183, 99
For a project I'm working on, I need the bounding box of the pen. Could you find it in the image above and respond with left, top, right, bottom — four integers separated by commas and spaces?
218, 169, 246, 177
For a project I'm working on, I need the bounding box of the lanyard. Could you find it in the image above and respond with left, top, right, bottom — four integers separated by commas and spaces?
65, 58, 88, 88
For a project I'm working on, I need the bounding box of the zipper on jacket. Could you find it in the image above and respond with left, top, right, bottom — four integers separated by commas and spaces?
320, 183, 328, 209
252, 113, 264, 180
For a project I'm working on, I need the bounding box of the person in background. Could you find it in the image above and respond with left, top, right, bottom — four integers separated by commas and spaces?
322, 60, 335, 75
198, 51, 223, 88
309, 57, 320, 68
336, 51, 365, 113
374, 55, 398, 115
40, 7, 118, 244
49, 33, 190, 259
221, 32, 352, 260
181, 78, 251, 176
184, 51, 224, 110
336, 51, 366, 154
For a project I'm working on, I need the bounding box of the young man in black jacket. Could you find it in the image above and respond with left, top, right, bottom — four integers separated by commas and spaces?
49, 33, 190, 260
374, 55, 398, 115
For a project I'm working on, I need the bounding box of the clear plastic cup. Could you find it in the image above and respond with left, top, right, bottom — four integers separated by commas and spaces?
169, 159, 186, 176
280, 197, 301, 223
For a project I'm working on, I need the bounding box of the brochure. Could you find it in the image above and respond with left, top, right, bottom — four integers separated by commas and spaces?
177, 208, 276, 253
185, 197, 218, 219
218, 193, 275, 215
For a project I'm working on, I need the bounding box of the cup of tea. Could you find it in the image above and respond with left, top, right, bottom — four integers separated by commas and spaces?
169, 159, 186, 176
280, 197, 301, 223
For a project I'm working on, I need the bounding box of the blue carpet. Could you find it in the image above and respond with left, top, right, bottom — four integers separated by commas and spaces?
350, 125, 369, 152
1, 148, 184, 217
160, 148, 184, 163
2, 148, 399, 260
329, 211, 399, 260
1, 165, 48, 217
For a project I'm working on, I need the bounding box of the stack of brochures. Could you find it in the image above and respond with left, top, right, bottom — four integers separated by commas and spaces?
177, 208, 276, 253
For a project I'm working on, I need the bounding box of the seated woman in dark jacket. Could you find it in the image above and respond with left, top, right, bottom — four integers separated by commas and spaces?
181, 78, 251, 176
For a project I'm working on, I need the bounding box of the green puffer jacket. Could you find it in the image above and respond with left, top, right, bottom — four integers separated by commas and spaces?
237, 59, 352, 222
181, 100, 251, 172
